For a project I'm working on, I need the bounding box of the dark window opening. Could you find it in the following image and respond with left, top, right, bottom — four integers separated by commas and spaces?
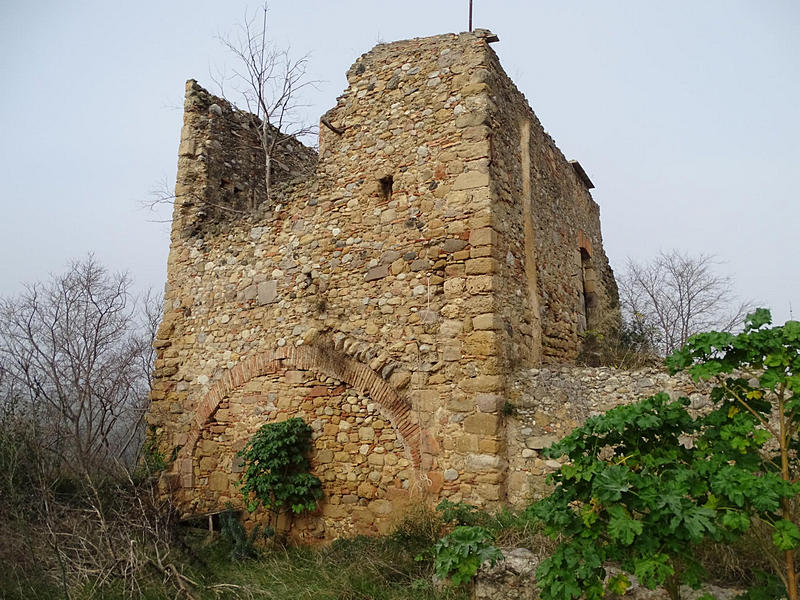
379, 175, 393, 200
179, 508, 242, 533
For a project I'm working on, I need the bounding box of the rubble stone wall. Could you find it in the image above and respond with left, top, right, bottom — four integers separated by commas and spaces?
505, 365, 710, 505
483, 50, 618, 365
147, 30, 622, 539
172, 81, 317, 239
193, 367, 414, 540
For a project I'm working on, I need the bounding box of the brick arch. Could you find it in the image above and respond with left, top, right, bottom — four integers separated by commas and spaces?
175, 345, 423, 488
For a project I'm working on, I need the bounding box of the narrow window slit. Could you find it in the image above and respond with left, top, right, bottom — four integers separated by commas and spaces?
379, 175, 393, 200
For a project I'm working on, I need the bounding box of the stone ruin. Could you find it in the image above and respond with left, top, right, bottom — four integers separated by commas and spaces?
146, 29, 624, 540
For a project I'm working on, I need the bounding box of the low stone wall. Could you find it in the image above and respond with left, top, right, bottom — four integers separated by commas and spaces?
505, 365, 711, 504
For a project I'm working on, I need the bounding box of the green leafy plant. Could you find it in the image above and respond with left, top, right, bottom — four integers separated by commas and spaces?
237, 417, 323, 533
134, 426, 167, 480
530, 393, 718, 600
433, 525, 503, 585
501, 401, 517, 417
667, 309, 800, 600
738, 571, 787, 600
532, 309, 800, 600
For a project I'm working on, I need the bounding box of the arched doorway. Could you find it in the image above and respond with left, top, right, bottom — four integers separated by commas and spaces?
172, 344, 428, 538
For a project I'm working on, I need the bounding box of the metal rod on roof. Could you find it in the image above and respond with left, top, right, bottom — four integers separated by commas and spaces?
469, 0, 473, 32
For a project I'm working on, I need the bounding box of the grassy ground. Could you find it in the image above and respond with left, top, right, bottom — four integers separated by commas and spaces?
0, 506, 473, 600
193, 536, 470, 600
1, 500, 776, 600
1, 538, 470, 600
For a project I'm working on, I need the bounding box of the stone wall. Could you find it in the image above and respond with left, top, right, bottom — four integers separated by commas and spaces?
147, 29, 622, 539
173, 80, 317, 238
191, 365, 414, 540
483, 50, 618, 364
505, 365, 709, 505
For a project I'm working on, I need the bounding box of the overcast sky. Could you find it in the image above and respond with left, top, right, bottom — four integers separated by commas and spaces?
1, 1, 798, 324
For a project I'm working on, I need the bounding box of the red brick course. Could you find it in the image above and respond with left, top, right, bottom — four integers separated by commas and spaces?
175, 345, 423, 489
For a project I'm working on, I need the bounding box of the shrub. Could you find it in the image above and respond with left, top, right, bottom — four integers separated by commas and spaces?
532, 309, 800, 600
668, 308, 800, 600
219, 507, 263, 560
237, 417, 323, 532
436, 499, 488, 528
390, 503, 444, 555
577, 320, 658, 369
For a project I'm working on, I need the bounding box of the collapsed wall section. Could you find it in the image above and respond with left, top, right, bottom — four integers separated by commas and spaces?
172, 80, 317, 239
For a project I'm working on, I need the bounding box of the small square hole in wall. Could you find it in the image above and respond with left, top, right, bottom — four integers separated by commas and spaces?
379, 175, 393, 200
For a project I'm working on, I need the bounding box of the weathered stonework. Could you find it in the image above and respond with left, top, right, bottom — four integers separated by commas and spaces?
147, 30, 625, 539
505, 366, 711, 505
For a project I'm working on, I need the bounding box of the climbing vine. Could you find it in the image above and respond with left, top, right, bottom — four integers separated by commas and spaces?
237, 417, 322, 532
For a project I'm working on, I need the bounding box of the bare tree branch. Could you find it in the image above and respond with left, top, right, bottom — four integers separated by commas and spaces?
141, 176, 249, 219
218, 2, 317, 203
0, 256, 154, 475
619, 250, 755, 356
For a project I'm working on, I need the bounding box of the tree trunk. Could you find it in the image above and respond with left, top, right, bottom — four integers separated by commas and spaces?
265, 153, 271, 205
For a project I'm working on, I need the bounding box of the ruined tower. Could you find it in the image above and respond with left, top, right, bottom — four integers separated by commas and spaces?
147, 30, 619, 539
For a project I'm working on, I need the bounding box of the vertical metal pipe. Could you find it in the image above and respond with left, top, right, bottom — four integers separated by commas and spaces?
469, 0, 473, 31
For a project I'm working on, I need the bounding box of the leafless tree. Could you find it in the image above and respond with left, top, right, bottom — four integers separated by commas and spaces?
0, 261, 209, 598
218, 2, 316, 203
0, 257, 156, 476
31, 470, 198, 600
619, 250, 753, 355
142, 5, 315, 218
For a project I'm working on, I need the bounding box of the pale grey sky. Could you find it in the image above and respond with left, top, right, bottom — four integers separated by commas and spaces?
1, 1, 798, 323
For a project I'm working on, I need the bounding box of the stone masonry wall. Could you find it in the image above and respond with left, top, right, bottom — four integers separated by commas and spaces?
482, 49, 619, 364
191, 368, 414, 540
312, 31, 512, 508
147, 30, 621, 539
505, 365, 710, 505
173, 80, 317, 239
